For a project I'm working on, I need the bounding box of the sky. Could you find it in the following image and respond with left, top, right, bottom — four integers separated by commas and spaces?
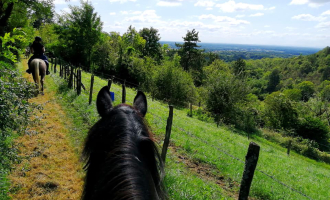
53, 0, 330, 48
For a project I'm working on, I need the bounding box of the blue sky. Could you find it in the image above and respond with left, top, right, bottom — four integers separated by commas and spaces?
54, 0, 330, 48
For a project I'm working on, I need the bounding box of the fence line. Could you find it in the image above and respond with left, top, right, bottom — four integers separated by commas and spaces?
49, 56, 316, 200
149, 111, 314, 200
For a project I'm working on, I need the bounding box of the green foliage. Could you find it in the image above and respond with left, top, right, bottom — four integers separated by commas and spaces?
266, 68, 280, 93
296, 81, 315, 102
0, 28, 28, 63
296, 116, 329, 150
232, 58, 246, 76
264, 91, 298, 130
54, 1, 102, 68
283, 88, 302, 102
204, 60, 251, 124
0, 62, 40, 200
176, 29, 204, 71
139, 27, 162, 62
152, 54, 195, 105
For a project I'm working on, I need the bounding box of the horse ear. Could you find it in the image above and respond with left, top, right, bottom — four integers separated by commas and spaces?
97, 86, 113, 117
134, 91, 147, 117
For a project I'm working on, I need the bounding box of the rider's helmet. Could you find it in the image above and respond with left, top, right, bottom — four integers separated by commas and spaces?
35, 36, 42, 42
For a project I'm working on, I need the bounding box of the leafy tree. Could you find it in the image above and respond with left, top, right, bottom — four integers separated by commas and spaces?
283, 88, 302, 102
54, 1, 102, 69
267, 68, 280, 93
152, 54, 195, 105
175, 29, 204, 71
296, 81, 315, 102
264, 91, 298, 130
233, 58, 246, 76
204, 60, 250, 124
139, 27, 162, 62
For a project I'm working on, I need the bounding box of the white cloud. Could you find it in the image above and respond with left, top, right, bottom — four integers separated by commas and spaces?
109, 0, 136, 3
54, 0, 78, 4
236, 14, 245, 18
157, 0, 182, 7
289, 0, 330, 7
315, 21, 330, 28
125, 10, 161, 23
289, 0, 309, 5
61, 7, 71, 13
321, 10, 330, 16
199, 14, 250, 26
110, 12, 116, 15
194, 1, 215, 7
268, 6, 276, 10
206, 7, 213, 10
264, 25, 270, 28
132, 11, 142, 15
215, 0, 264, 13
120, 11, 129, 15
285, 27, 298, 31
250, 13, 264, 17
292, 14, 326, 21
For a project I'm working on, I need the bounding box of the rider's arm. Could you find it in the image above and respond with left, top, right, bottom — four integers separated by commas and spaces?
31, 47, 34, 54
42, 47, 45, 53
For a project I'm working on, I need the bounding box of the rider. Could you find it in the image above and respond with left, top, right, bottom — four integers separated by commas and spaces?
26, 36, 50, 75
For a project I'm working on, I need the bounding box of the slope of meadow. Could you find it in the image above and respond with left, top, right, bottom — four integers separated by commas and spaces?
44, 65, 329, 199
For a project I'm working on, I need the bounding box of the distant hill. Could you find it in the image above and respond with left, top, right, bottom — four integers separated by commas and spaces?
160, 41, 322, 61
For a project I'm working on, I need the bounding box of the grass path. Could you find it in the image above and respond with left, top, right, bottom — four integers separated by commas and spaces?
8, 61, 84, 199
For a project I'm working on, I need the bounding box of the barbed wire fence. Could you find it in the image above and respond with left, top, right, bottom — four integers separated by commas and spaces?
47, 56, 317, 200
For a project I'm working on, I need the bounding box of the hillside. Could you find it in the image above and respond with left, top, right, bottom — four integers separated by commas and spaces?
34, 60, 330, 199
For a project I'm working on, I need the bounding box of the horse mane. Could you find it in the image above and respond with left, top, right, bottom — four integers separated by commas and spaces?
82, 104, 166, 200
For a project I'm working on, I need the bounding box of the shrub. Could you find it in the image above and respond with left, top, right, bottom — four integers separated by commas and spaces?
296, 116, 329, 151
296, 81, 315, 102
264, 91, 298, 130
152, 54, 195, 105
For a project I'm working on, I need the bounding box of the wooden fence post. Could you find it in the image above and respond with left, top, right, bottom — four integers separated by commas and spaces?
287, 140, 292, 156
77, 69, 81, 96
239, 142, 260, 200
189, 103, 193, 117
68, 66, 74, 89
50, 58, 53, 71
73, 68, 76, 90
122, 80, 126, 103
64, 65, 67, 80
54, 57, 57, 74
161, 105, 174, 163
108, 76, 113, 90
89, 74, 94, 105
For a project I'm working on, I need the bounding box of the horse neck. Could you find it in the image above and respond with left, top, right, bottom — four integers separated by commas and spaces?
83, 123, 163, 200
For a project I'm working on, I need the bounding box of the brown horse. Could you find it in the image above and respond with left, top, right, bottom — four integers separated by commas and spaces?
30, 59, 46, 95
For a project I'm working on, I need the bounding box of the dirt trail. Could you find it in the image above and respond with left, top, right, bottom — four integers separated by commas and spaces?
9, 61, 84, 199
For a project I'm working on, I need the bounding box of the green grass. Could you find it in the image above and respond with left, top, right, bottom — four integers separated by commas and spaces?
44, 65, 330, 199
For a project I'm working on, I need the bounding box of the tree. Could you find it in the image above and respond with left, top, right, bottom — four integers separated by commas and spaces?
264, 91, 298, 130
175, 29, 203, 71
54, 1, 102, 69
267, 68, 280, 93
233, 58, 246, 76
296, 81, 315, 102
139, 27, 162, 62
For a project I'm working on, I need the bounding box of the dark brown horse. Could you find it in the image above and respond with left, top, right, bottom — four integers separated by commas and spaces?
82, 86, 166, 200
30, 58, 46, 95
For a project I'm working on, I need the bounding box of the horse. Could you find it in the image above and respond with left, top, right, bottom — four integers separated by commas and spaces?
82, 86, 166, 200
30, 58, 46, 95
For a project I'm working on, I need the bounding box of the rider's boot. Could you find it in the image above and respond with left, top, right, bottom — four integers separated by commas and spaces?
46, 63, 50, 75
26, 64, 32, 74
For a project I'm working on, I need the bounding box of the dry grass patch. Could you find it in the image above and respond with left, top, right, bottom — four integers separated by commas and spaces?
8, 61, 84, 200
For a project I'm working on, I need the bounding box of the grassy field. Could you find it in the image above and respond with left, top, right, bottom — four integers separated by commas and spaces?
46, 65, 329, 199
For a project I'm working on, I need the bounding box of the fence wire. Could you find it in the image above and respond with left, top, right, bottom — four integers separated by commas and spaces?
51, 57, 316, 200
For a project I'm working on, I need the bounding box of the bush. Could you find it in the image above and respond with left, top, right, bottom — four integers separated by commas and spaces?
296, 116, 329, 151
264, 91, 298, 130
152, 54, 195, 105
0, 64, 39, 199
